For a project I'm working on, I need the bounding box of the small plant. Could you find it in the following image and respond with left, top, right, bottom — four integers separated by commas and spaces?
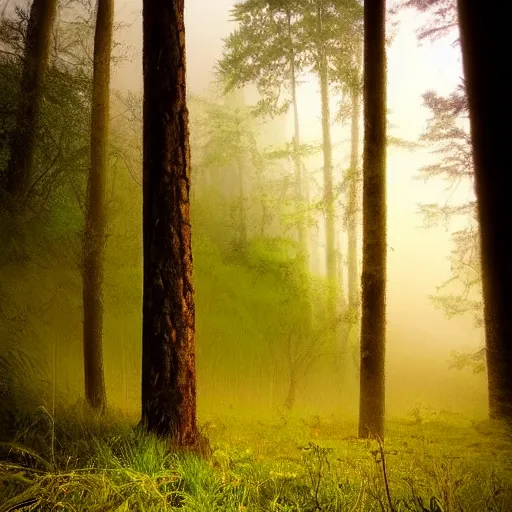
300, 441, 333, 510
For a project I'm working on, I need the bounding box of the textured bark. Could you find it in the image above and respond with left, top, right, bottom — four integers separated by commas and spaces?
4, 0, 58, 201
82, 0, 113, 412
317, 4, 337, 318
347, 48, 362, 315
457, 0, 512, 422
358, 0, 387, 440
141, 0, 200, 450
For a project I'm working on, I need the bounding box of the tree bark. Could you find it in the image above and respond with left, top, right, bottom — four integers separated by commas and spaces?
347, 48, 362, 316
358, 0, 387, 440
457, 0, 512, 422
4, 0, 58, 202
82, 0, 113, 412
141, 0, 200, 450
317, 3, 337, 318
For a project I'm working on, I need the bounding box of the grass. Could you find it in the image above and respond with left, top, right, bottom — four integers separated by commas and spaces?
0, 407, 512, 511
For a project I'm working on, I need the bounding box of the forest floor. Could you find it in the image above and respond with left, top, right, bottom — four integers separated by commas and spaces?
0, 408, 511, 511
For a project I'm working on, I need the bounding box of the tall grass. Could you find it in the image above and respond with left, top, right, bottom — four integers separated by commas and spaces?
1, 405, 512, 511
1, 345, 511, 510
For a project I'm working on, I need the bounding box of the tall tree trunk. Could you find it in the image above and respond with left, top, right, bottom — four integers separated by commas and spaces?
4, 0, 58, 202
358, 0, 387, 440
286, 9, 312, 376
287, 9, 308, 266
457, 0, 512, 422
82, 0, 113, 412
141, 0, 200, 450
347, 48, 362, 316
317, 3, 337, 318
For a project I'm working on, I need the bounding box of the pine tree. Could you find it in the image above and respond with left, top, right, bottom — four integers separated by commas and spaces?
141, 0, 205, 452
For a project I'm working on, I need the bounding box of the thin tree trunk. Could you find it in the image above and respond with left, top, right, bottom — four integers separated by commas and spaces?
317, 4, 337, 318
286, 9, 312, 369
457, 0, 512, 422
358, 0, 387, 440
141, 0, 201, 451
347, 48, 362, 316
236, 153, 247, 250
284, 371, 297, 410
230, 91, 247, 253
4, 0, 58, 202
82, 0, 113, 412
287, 9, 308, 266
284, 333, 297, 410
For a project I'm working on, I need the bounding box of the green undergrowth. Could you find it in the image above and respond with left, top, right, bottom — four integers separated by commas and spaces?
1, 408, 512, 511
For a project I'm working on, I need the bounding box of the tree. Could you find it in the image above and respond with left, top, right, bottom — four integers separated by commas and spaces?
219, 1, 363, 290
393, 0, 457, 41
218, 0, 309, 263
3, 0, 58, 204
141, 0, 203, 451
316, 0, 337, 316
194, 92, 264, 254
82, 0, 114, 412
0, 5, 92, 267
457, 0, 512, 422
396, 0, 485, 372
358, 0, 387, 440
302, 0, 363, 319
346, 44, 362, 316
418, 86, 482, 330
400, 0, 511, 417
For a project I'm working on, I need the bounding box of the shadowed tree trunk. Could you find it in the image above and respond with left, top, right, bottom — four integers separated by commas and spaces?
82, 0, 114, 412
141, 0, 201, 451
457, 0, 512, 422
358, 0, 387, 440
4, 0, 58, 202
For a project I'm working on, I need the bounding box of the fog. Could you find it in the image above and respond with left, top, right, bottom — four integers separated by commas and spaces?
1, 0, 485, 421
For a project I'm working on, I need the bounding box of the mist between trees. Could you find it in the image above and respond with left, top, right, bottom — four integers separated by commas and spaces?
0, 0, 511, 509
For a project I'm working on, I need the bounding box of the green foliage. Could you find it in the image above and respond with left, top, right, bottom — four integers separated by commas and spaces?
449, 348, 485, 375
0, 34, 91, 268
217, 0, 363, 119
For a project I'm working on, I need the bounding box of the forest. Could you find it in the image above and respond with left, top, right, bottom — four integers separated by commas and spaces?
0, 0, 510, 510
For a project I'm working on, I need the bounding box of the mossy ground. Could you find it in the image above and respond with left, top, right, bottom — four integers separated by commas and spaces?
1, 407, 511, 511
